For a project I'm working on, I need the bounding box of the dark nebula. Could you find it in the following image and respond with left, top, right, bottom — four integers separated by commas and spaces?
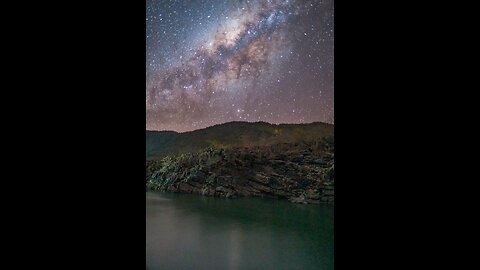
147, 0, 334, 132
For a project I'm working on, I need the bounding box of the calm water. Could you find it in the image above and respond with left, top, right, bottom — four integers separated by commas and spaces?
146, 191, 334, 270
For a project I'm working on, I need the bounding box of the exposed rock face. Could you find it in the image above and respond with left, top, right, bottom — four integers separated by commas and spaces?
146, 137, 334, 204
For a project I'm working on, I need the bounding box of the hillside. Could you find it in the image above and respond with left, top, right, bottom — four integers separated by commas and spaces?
146, 138, 334, 204
146, 121, 334, 204
146, 121, 334, 158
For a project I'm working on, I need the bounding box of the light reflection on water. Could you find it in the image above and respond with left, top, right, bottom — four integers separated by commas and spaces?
146, 191, 334, 270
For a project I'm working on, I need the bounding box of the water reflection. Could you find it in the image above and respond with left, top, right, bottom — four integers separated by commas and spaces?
146, 191, 333, 270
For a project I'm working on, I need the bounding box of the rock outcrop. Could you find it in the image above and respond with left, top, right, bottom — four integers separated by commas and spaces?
146, 137, 334, 204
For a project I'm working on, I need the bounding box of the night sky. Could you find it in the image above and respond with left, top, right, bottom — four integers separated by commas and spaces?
147, 0, 333, 132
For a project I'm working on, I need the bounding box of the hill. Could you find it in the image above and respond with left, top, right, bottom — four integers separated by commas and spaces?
146, 121, 334, 158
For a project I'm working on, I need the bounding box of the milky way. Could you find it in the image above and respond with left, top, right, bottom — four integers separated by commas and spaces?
147, 0, 333, 132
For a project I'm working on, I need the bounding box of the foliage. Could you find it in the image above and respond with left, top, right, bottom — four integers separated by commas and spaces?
146, 121, 333, 158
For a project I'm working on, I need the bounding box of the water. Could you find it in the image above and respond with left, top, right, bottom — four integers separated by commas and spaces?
146, 191, 334, 270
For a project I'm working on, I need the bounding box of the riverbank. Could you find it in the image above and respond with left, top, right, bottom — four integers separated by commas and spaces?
146, 138, 334, 204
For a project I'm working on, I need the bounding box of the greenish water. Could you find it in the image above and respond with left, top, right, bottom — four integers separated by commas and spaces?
146, 191, 334, 270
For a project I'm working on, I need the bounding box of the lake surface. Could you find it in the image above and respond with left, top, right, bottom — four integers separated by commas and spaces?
146, 191, 334, 270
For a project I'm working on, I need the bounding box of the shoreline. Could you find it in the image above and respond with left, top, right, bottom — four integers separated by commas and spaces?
146, 187, 334, 205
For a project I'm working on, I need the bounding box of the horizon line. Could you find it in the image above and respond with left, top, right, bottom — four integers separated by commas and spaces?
146, 120, 334, 133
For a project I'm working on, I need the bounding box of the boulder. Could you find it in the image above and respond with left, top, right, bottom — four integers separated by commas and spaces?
289, 194, 308, 204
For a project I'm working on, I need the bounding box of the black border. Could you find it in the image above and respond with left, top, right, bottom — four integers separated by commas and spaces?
6, 0, 459, 268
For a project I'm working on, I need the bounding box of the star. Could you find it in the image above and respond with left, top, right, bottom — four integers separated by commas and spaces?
146, 0, 334, 132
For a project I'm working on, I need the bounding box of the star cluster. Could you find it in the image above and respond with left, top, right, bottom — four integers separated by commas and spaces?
147, 0, 333, 132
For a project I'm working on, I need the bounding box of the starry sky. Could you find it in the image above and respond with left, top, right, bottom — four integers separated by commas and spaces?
147, 0, 333, 132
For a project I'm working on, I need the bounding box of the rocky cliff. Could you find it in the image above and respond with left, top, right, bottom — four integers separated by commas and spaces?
146, 137, 334, 204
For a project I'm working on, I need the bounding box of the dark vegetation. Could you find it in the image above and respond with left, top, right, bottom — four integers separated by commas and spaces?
146, 121, 334, 204
146, 121, 334, 158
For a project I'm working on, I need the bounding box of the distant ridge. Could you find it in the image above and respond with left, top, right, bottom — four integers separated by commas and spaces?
147, 121, 333, 134
146, 121, 333, 158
